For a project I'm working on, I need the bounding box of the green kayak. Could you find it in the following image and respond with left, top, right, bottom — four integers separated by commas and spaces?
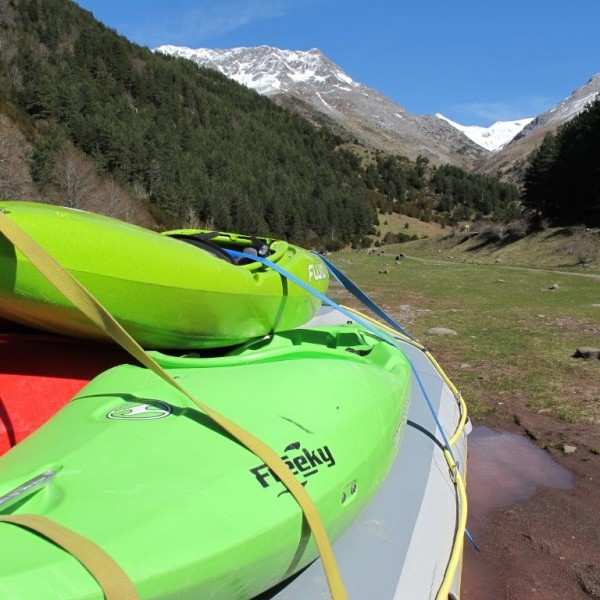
0, 201, 329, 349
0, 324, 410, 599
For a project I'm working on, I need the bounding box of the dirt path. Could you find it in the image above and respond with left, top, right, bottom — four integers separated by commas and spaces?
402, 253, 600, 280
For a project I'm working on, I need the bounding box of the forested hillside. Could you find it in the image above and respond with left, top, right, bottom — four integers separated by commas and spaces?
364, 155, 520, 225
0, 0, 520, 246
523, 99, 600, 227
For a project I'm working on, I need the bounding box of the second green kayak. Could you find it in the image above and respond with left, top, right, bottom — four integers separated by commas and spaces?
0, 201, 329, 349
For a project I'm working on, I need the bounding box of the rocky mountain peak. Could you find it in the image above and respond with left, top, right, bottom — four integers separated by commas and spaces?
156, 45, 359, 98
513, 72, 600, 142
478, 72, 600, 180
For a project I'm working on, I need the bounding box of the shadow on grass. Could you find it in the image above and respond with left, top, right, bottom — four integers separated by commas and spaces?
544, 227, 574, 239
467, 232, 525, 253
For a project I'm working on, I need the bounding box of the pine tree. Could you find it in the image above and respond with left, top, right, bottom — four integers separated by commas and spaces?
523, 99, 600, 226
522, 134, 559, 224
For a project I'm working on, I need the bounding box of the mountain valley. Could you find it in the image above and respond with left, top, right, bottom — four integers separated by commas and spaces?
157, 44, 599, 180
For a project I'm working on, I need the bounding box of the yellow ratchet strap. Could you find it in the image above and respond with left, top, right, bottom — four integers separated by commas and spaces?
341, 304, 468, 600
0, 210, 348, 600
0, 514, 139, 600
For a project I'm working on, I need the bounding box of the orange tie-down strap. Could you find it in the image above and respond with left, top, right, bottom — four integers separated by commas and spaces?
0, 210, 348, 600
0, 514, 139, 600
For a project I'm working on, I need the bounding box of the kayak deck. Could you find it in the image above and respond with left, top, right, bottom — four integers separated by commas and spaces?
260, 307, 469, 599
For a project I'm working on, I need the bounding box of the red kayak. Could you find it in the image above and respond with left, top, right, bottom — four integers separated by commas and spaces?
0, 319, 131, 454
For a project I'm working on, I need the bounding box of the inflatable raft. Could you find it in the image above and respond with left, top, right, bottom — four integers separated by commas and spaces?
0, 320, 130, 455
0, 201, 329, 349
269, 306, 470, 600
0, 207, 469, 598
0, 324, 411, 599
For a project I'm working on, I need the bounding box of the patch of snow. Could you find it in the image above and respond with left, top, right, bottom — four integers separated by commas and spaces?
335, 71, 354, 85
550, 91, 598, 123
436, 114, 534, 151
288, 71, 326, 84
316, 92, 334, 111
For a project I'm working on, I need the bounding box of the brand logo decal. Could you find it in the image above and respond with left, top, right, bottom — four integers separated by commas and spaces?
107, 401, 172, 420
250, 441, 335, 494
308, 263, 328, 281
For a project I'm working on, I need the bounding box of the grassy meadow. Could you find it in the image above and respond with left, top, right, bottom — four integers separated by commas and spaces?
327, 248, 600, 427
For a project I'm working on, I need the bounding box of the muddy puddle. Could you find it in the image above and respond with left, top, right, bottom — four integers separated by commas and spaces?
461, 427, 572, 599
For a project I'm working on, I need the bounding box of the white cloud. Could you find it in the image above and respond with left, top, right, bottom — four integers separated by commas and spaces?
131, 0, 305, 46
451, 95, 553, 124
186, 0, 290, 40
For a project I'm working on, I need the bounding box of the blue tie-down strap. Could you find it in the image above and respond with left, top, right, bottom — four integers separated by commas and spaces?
223, 248, 453, 451
223, 249, 406, 342
314, 251, 414, 340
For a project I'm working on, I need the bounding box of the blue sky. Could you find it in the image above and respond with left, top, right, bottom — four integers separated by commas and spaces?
74, 0, 600, 127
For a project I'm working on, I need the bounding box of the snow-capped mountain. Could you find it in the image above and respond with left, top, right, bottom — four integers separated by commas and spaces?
156, 45, 487, 167
435, 114, 534, 152
479, 73, 600, 179
157, 45, 356, 97
524, 73, 600, 131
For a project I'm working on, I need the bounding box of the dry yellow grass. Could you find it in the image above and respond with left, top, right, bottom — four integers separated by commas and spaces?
374, 211, 445, 240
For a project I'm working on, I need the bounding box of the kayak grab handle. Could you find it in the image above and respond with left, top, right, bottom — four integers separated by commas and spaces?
0, 470, 59, 513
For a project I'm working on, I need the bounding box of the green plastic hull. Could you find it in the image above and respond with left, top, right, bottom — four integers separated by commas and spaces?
0, 201, 329, 349
0, 324, 410, 599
